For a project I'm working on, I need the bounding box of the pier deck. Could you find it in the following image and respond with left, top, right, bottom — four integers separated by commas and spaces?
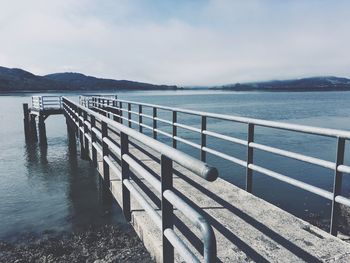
96, 132, 350, 262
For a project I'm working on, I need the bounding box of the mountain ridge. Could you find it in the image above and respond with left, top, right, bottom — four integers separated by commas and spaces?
0, 66, 177, 91
1, 66, 350, 92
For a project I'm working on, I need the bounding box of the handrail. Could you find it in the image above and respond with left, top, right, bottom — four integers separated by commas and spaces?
66, 98, 218, 182
97, 96, 350, 139
31, 96, 62, 110
62, 97, 218, 262
86, 95, 350, 237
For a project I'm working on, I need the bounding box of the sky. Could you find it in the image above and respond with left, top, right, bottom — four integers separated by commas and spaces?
0, 0, 349, 86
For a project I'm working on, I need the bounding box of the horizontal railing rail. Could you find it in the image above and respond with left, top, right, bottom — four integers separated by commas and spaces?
31, 96, 63, 110
63, 97, 218, 263
79, 94, 118, 108
86, 95, 350, 237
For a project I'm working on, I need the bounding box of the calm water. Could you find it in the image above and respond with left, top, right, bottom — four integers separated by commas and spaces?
1, 90, 350, 239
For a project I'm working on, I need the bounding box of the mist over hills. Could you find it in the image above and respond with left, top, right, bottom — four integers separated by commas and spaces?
0, 66, 177, 92
1, 66, 350, 92
212, 76, 350, 91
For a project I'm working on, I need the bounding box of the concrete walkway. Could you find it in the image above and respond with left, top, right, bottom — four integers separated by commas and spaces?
88, 131, 350, 262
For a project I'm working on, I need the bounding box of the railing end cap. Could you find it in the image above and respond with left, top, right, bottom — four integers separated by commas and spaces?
202, 165, 218, 182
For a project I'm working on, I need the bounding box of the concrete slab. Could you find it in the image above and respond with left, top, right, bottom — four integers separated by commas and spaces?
84, 126, 350, 262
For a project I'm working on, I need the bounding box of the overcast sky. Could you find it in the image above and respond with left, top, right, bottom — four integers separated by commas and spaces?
0, 0, 349, 86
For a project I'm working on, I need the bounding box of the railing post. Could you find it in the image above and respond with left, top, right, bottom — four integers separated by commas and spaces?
91, 115, 97, 167
83, 111, 89, 158
172, 111, 177, 148
102, 99, 106, 116
128, 103, 132, 128
121, 132, 131, 221
153, 107, 157, 139
330, 137, 345, 236
246, 123, 254, 193
139, 105, 143, 133
112, 99, 119, 122
102, 121, 110, 185
119, 102, 123, 124
78, 109, 86, 159
161, 154, 174, 263
40, 97, 44, 110
73, 105, 78, 137
106, 100, 110, 118
201, 116, 207, 162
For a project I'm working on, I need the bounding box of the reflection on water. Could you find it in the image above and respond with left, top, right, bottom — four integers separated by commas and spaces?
27, 141, 125, 232
0, 116, 125, 240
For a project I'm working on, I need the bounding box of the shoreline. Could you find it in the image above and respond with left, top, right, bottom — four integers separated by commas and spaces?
0, 224, 154, 263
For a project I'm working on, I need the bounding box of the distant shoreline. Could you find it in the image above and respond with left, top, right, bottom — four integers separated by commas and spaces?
0, 87, 183, 94
2, 65, 350, 93
210, 87, 350, 92
2, 87, 350, 95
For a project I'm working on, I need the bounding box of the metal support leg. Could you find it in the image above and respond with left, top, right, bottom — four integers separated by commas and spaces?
139, 105, 143, 133
172, 111, 177, 148
121, 132, 131, 221
201, 116, 207, 162
161, 155, 174, 263
102, 121, 110, 184
91, 116, 97, 167
78, 109, 88, 160
246, 123, 254, 193
330, 137, 345, 236
83, 111, 89, 158
119, 102, 123, 124
153, 107, 157, 139
128, 103, 131, 128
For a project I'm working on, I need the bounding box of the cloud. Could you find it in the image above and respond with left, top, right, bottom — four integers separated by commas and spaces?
0, 0, 349, 86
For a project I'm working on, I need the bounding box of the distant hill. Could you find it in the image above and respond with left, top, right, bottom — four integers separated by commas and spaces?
212, 76, 350, 91
0, 66, 177, 92
2, 66, 350, 92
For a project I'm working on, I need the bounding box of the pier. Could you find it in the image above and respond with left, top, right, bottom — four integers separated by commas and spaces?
23, 96, 63, 145
23, 95, 350, 262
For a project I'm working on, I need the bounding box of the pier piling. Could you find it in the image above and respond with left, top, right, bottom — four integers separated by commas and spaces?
66, 119, 77, 154
29, 115, 38, 142
38, 115, 47, 146
23, 103, 30, 141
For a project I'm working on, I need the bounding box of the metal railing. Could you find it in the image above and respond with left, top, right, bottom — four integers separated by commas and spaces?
32, 96, 62, 110
79, 95, 118, 108
63, 97, 218, 263
86, 95, 350, 237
